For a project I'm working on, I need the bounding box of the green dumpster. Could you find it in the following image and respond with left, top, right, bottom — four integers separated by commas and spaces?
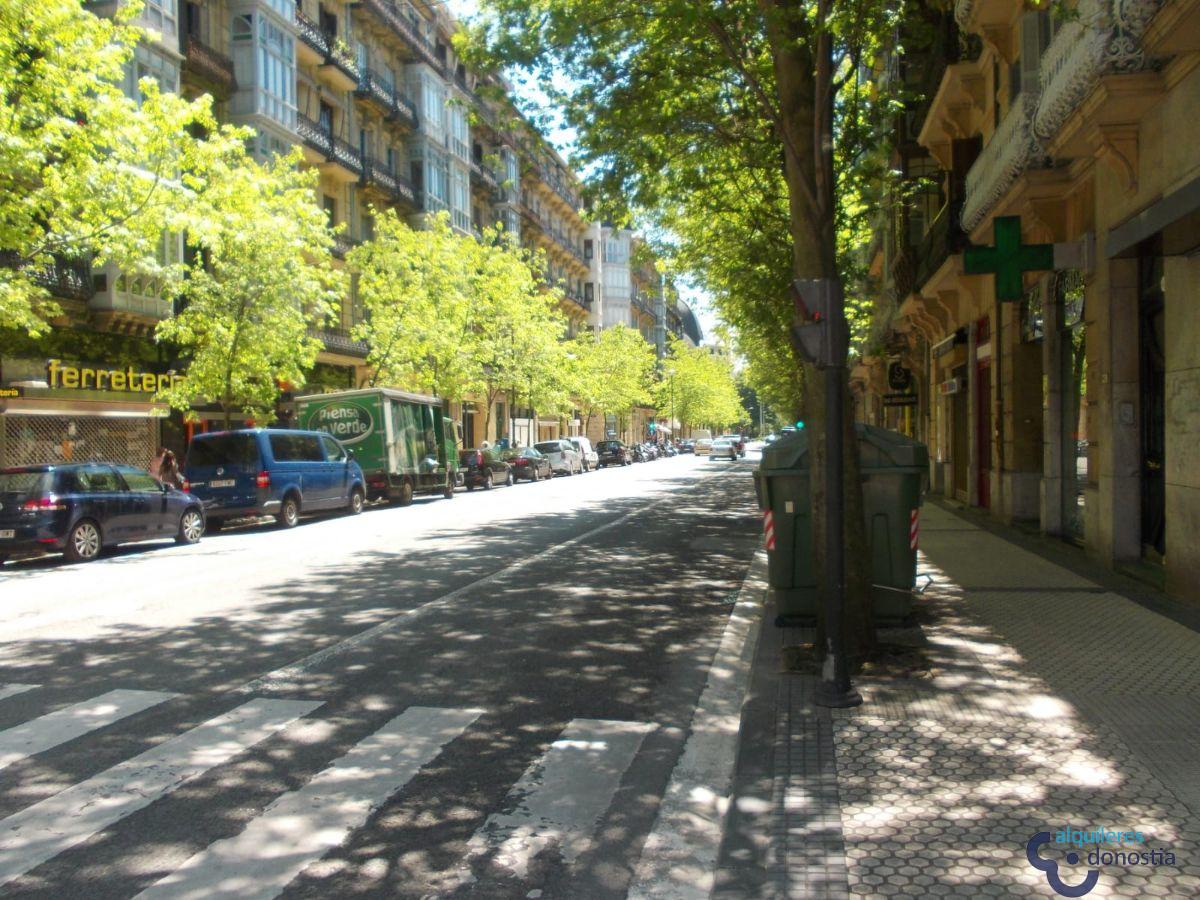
756, 424, 928, 624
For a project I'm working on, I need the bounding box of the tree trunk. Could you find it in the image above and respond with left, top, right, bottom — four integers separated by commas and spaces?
765, 0, 875, 667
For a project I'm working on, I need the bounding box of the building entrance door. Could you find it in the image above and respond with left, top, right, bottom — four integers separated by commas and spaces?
1138, 243, 1166, 560
1058, 271, 1088, 542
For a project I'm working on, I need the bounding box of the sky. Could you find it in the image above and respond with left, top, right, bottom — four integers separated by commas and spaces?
445, 0, 721, 344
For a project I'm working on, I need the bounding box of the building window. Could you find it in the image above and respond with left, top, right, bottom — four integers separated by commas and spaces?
142, 0, 178, 38
584, 282, 594, 304
449, 104, 470, 162
450, 165, 470, 231
256, 16, 296, 129
604, 239, 628, 263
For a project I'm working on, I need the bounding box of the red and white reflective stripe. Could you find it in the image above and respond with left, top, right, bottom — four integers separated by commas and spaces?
763, 509, 776, 551
910, 508, 919, 551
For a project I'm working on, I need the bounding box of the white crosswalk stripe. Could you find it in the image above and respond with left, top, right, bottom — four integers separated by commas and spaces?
135, 706, 483, 900
0, 684, 38, 703
0, 697, 321, 888
0, 689, 177, 773
467, 718, 656, 878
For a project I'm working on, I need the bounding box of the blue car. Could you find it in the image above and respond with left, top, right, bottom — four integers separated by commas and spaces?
183, 429, 365, 529
0, 463, 206, 565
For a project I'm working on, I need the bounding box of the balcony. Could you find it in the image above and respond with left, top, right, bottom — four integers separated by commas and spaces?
914, 203, 968, 293
470, 159, 499, 192
331, 235, 361, 260
361, 156, 417, 205
354, 68, 418, 130
311, 326, 369, 358
320, 42, 360, 93
297, 112, 334, 160
961, 92, 1041, 232
1034, 0, 1164, 153
0, 251, 93, 302
180, 32, 237, 100
295, 11, 329, 65
357, 0, 443, 71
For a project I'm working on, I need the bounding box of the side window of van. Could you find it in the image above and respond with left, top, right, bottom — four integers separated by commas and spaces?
270, 434, 325, 462
320, 436, 345, 462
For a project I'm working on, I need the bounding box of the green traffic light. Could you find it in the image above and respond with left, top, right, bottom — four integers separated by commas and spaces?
795, 421, 805, 429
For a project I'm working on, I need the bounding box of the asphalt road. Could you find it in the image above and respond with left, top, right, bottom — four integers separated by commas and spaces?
0, 451, 762, 899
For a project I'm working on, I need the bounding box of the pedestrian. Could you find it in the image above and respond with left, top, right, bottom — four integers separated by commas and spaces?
158, 449, 182, 489
149, 447, 168, 480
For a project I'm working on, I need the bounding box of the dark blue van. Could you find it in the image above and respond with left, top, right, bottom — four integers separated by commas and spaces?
183, 429, 365, 529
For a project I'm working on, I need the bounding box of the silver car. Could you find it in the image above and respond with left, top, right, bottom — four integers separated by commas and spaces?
710, 437, 738, 460
534, 440, 583, 475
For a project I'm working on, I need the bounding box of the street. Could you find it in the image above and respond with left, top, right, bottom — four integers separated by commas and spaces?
0, 453, 761, 899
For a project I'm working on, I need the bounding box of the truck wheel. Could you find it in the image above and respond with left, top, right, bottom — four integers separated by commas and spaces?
443, 475, 455, 498
398, 480, 414, 506
277, 496, 300, 528
348, 488, 365, 515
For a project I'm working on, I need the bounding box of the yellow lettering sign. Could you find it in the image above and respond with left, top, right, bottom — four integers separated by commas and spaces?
45, 359, 185, 394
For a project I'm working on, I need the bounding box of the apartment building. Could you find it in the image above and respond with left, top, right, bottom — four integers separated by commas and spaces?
853, 0, 1200, 598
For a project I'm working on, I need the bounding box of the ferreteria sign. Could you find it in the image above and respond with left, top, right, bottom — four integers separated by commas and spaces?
46, 359, 184, 394
304, 400, 374, 444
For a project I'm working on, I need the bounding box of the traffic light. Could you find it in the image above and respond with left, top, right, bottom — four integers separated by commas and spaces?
795, 421, 805, 430
790, 279, 847, 369
648, 422, 657, 433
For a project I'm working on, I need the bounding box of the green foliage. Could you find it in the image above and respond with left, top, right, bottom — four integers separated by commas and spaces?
656, 338, 745, 431
567, 325, 656, 425
348, 212, 569, 429
0, 1, 238, 333
156, 148, 342, 426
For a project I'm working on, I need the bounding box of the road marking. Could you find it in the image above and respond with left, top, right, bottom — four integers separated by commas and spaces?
467, 718, 655, 878
237, 506, 651, 691
0, 698, 321, 887
627, 549, 766, 899
0, 689, 177, 772
136, 706, 482, 900
0, 684, 38, 702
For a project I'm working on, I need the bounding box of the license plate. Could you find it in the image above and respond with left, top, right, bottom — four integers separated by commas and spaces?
209, 479, 235, 488
0, 530, 14, 539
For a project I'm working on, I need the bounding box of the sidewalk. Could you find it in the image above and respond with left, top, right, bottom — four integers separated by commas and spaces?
719, 501, 1200, 898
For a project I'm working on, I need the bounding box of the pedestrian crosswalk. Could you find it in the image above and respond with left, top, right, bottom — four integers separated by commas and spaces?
0, 683, 671, 897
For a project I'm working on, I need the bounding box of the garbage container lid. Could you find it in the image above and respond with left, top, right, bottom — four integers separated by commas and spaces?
857, 423, 929, 470
759, 428, 811, 472
758, 423, 927, 474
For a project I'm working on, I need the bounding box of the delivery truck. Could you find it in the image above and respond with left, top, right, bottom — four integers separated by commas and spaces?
295, 388, 459, 505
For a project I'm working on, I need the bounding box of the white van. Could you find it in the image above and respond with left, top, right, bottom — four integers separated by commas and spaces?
569, 436, 598, 471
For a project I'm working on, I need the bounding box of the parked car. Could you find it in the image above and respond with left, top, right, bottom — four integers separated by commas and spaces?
183, 429, 365, 529
534, 440, 583, 475
678, 439, 695, 454
568, 436, 599, 471
710, 437, 739, 460
0, 463, 206, 565
596, 440, 631, 467
720, 433, 747, 458
460, 448, 514, 490
499, 446, 552, 482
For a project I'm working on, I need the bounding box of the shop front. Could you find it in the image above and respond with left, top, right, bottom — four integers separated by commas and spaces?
0, 357, 178, 471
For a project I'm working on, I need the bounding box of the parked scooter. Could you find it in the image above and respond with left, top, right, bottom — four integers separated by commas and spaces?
631, 444, 648, 463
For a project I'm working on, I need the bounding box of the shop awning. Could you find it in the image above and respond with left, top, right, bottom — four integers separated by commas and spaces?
0, 397, 168, 418
1107, 173, 1200, 258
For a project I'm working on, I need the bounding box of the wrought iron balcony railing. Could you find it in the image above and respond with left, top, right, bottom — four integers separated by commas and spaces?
295, 11, 330, 57
297, 113, 334, 158
310, 326, 369, 357
355, 67, 418, 129
180, 33, 237, 99
361, 156, 417, 205
357, 0, 443, 71
331, 235, 360, 260
0, 250, 94, 302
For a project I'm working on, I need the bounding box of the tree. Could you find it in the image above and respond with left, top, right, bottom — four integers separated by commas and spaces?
573, 325, 656, 435
0, 1, 234, 333
466, 0, 897, 675
348, 212, 480, 401
156, 147, 342, 426
657, 338, 744, 433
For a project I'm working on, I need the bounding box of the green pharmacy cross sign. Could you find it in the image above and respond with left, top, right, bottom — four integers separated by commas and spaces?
963, 216, 1054, 301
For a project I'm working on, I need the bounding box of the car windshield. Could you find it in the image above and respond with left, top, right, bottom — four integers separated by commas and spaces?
0, 470, 53, 496
534, 442, 560, 454
187, 434, 259, 468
